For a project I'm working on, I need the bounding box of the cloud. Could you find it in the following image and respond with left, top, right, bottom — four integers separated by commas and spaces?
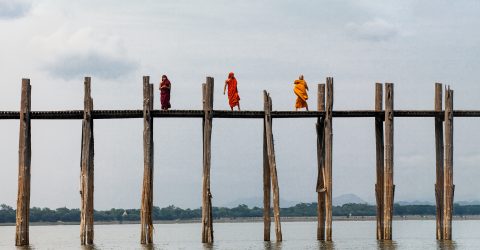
47, 52, 137, 80
346, 18, 399, 42
0, 0, 31, 19
35, 27, 138, 80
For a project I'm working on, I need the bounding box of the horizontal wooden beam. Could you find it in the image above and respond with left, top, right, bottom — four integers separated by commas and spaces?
1, 110, 480, 119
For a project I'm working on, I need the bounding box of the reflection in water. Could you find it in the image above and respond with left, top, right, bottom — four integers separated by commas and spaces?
377, 240, 398, 250
79, 244, 100, 250
264, 241, 282, 250
203, 242, 214, 250
437, 240, 457, 250
317, 240, 335, 250
141, 243, 157, 250
16, 245, 34, 250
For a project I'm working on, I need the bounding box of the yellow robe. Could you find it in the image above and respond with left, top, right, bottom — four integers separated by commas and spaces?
294, 79, 308, 108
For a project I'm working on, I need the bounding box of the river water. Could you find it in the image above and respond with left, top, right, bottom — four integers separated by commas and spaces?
0, 220, 478, 249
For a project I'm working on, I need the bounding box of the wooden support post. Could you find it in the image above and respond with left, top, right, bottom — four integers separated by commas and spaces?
383, 83, 394, 240
80, 77, 94, 245
375, 83, 385, 240
443, 86, 454, 240
434, 83, 444, 240
316, 84, 326, 240
202, 77, 214, 243
140, 76, 154, 244
263, 94, 271, 241
263, 91, 282, 241
15, 79, 31, 246
324, 77, 334, 241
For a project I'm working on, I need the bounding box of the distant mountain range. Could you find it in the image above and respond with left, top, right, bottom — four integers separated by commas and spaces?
221, 194, 480, 208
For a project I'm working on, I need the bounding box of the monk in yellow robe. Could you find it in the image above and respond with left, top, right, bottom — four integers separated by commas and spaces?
294, 75, 309, 111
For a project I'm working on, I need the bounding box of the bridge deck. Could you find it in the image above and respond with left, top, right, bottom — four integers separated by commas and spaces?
0, 110, 479, 119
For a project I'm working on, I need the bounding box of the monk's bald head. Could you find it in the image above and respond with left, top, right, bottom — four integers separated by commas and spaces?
299, 75, 304, 80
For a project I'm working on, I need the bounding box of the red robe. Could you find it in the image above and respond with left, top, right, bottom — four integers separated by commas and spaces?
226, 76, 240, 108
160, 78, 171, 109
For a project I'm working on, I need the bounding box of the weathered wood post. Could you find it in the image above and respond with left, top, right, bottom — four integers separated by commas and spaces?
443, 86, 454, 240
202, 77, 214, 243
140, 76, 154, 244
80, 77, 94, 245
375, 83, 385, 240
15, 78, 31, 246
263, 92, 271, 241
263, 91, 282, 241
316, 84, 326, 240
383, 83, 395, 240
324, 77, 334, 241
434, 83, 444, 240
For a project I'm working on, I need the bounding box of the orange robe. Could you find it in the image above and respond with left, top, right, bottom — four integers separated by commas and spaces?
227, 78, 240, 108
294, 79, 308, 108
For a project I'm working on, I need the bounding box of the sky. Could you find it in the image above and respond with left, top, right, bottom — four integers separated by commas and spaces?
1, 0, 480, 210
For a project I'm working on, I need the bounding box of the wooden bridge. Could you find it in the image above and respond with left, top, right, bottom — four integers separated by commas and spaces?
5, 76, 477, 246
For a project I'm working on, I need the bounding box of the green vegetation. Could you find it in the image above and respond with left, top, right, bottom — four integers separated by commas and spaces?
1, 203, 479, 223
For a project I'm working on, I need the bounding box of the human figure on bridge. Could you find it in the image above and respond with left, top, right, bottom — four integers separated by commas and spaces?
159, 75, 171, 110
293, 75, 309, 111
223, 72, 241, 111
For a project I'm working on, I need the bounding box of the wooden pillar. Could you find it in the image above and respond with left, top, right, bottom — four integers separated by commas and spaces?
324, 77, 334, 241
15, 78, 31, 246
140, 76, 154, 244
383, 83, 394, 240
443, 86, 454, 240
375, 83, 385, 240
202, 77, 214, 243
263, 93, 271, 241
80, 77, 94, 245
316, 84, 326, 240
434, 83, 444, 240
263, 91, 282, 241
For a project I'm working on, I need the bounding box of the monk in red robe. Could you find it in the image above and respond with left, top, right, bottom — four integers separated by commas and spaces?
223, 72, 241, 111
159, 75, 171, 110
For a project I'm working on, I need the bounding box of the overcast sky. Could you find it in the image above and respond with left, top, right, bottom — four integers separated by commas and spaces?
1, 0, 480, 210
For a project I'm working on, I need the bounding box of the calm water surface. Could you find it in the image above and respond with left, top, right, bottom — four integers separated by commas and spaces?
0, 220, 478, 249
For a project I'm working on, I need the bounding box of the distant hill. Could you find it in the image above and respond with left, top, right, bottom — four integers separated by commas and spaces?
333, 194, 366, 206
456, 200, 480, 206
396, 200, 434, 206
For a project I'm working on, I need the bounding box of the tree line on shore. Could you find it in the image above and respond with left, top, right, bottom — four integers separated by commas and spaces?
1, 203, 479, 223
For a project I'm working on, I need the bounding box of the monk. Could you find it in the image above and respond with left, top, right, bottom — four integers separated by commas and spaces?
223, 72, 241, 111
293, 75, 309, 111
159, 75, 171, 110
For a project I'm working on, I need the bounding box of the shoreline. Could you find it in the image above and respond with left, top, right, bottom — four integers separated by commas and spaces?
1, 215, 479, 226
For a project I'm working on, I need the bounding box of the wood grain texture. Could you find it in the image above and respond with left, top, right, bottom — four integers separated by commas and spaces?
383, 83, 394, 240
263, 93, 271, 241
141, 76, 154, 244
316, 84, 326, 240
434, 83, 444, 240
324, 77, 333, 241
374, 83, 384, 240
443, 87, 454, 240
15, 79, 31, 246
80, 77, 94, 245
202, 77, 214, 243
264, 91, 283, 241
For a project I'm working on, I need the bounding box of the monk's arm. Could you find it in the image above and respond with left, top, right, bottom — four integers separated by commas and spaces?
223, 82, 227, 95
305, 82, 309, 91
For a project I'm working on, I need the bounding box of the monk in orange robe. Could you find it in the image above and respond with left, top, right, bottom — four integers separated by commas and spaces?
223, 72, 241, 111
294, 75, 309, 111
